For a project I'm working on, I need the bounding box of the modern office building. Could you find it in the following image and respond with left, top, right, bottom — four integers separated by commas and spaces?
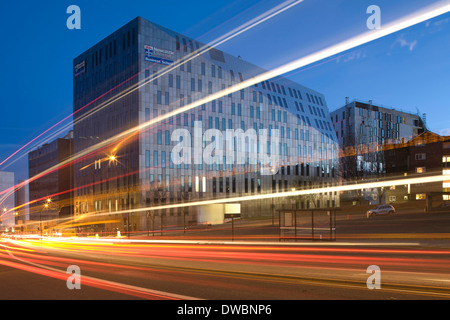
28, 132, 73, 228
330, 99, 426, 204
72, 17, 340, 235
0, 170, 15, 230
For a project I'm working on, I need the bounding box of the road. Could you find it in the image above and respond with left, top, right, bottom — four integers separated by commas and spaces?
1, 210, 449, 301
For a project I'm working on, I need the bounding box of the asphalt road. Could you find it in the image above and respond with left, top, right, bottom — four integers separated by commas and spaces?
1, 209, 449, 301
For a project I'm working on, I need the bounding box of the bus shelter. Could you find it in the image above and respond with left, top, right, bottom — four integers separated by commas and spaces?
277, 208, 339, 241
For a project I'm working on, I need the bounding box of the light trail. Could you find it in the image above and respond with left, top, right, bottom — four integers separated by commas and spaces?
3, 238, 450, 299
4, 170, 448, 228
0, 0, 305, 214
103, 0, 450, 155
16, 0, 449, 201
0, 0, 302, 172
0, 240, 201, 300
2, 1, 450, 221
59, 173, 449, 220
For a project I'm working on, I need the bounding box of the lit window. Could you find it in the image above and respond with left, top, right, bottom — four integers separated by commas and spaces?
416, 167, 426, 173
416, 194, 426, 200
195, 176, 199, 192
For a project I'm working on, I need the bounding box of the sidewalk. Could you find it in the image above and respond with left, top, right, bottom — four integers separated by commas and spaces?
111, 213, 450, 248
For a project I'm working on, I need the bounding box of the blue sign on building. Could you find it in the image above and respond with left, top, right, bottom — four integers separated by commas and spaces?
144, 45, 174, 65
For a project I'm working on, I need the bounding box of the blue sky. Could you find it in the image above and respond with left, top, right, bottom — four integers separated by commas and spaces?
1, 0, 449, 180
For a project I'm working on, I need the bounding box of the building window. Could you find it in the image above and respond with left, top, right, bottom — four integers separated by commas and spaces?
153, 151, 158, 167
416, 193, 426, 200
157, 130, 162, 145
165, 92, 169, 105
415, 153, 426, 160
145, 150, 150, 168
165, 130, 170, 145
157, 91, 162, 104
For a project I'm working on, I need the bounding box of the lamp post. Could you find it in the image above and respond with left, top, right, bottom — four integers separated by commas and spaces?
108, 154, 131, 238
41, 200, 49, 238
181, 191, 189, 234
126, 156, 131, 238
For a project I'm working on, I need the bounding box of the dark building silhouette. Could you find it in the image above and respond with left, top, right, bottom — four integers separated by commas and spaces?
28, 132, 73, 226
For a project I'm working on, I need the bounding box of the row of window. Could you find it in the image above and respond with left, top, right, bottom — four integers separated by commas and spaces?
255, 81, 324, 107
145, 67, 334, 137
87, 27, 136, 72
147, 65, 330, 126
333, 107, 411, 127
145, 111, 336, 146
144, 144, 334, 172
150, 87, 333, 136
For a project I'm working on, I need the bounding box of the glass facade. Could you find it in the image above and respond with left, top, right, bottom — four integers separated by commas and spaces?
72, 17, 340, 234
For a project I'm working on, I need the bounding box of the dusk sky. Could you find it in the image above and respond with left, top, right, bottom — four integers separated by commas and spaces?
1, 0, 449, 181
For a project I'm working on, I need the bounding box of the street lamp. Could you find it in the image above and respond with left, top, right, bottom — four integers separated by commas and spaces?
80, 152, 123, 237
108, 153, 131, 238
40, 202, 49, 238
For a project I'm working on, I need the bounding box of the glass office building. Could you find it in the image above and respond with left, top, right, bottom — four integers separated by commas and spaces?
72, 17, 339, 234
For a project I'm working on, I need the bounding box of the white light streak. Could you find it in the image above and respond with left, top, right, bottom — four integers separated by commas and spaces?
3, 1, 450, 214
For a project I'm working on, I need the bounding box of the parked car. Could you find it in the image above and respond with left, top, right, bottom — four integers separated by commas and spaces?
366, 204, 396, 218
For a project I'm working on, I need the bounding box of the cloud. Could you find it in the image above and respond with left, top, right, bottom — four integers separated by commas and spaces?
392, 34, 418, 52
335, 50, 366, 64
425, 16, 449, 28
